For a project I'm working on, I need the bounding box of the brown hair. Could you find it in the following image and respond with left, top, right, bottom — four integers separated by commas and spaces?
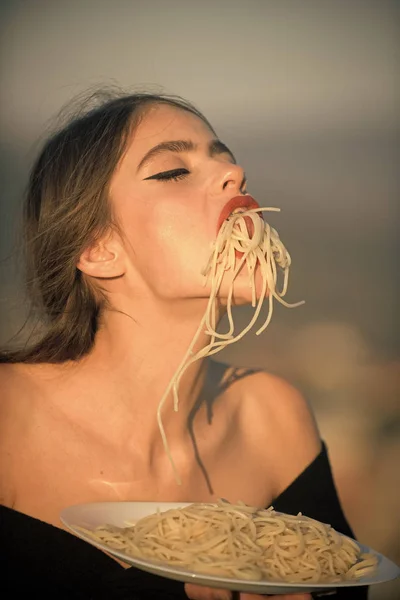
0, 89, 215, 363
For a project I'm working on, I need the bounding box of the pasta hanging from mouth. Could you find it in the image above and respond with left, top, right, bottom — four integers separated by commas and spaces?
157, 207, 304, 484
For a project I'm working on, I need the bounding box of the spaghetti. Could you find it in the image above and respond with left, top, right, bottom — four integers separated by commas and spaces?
78, 500, 378, 583
157, 207, 304, 483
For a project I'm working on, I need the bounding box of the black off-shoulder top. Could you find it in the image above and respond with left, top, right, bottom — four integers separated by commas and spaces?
1, 443, 368, 599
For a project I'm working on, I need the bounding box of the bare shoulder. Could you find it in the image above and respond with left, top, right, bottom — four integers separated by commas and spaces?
229, 368, 322, 498
0, 364, 19, 506
0, 362, 47, 436
240, 370, 319, 437
0, 363, 35, 507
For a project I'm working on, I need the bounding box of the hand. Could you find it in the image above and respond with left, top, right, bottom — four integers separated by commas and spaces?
184, 583, 312, 600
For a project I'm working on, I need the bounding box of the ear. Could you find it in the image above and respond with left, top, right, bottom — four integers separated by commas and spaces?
77, 234, 126, 279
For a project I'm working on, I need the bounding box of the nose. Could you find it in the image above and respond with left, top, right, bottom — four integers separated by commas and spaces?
213, 162, 246, 196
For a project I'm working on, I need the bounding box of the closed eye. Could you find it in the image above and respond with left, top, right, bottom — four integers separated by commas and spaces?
143, 168, 189, 182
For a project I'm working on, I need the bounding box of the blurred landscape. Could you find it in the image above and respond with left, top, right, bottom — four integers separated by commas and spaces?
0, 1, 399, 598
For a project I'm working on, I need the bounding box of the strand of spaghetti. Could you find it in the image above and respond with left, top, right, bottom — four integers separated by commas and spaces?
170, 263, 229, 407
156, 314, 207, 485
171, 270, 267, 394
168, 244, 231, 408
204, 248, 236, 339
205, 243, 259, 340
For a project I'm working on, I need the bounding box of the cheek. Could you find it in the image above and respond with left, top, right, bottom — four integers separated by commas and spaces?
116, 192, 212, 294
123, 205, 206, 281
147, 203, 205, 255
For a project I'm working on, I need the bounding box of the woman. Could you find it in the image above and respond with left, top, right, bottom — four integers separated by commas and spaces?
0, 91, 367, 599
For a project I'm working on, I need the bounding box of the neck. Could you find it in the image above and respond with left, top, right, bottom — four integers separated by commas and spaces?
68, 295, 222, 455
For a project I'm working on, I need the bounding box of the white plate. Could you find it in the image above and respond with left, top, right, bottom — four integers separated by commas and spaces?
60, 501, 400, 595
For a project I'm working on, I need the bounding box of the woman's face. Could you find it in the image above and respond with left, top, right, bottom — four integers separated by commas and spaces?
110, 103, 255, 305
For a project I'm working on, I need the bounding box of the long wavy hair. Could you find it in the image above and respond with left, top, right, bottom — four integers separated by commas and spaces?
0, 90, 215, 363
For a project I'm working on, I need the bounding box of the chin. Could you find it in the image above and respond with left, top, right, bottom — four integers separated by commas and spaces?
234, 289, 270, 308
234, 267, 269, 304
218, 277, 270, 308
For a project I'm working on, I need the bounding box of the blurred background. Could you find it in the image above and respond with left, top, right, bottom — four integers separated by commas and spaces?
0, 1, 398, 597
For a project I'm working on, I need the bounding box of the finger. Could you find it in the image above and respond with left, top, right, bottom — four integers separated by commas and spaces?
184, 582, 232, 600
274, 595, 312, 600
239, 594, 312, 600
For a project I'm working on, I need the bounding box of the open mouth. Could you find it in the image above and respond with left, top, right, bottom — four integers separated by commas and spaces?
217, 195, 263, 238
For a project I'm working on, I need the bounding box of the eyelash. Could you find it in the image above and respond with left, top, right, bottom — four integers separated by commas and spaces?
145, 168, 247, 192
145, 168, 189, 182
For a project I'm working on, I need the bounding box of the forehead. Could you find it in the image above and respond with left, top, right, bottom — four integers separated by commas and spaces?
131, 103, 214, 151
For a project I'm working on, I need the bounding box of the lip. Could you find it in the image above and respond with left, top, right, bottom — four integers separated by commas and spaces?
217, 195, 261, 234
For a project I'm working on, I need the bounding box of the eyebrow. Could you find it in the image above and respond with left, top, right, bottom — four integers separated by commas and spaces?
136, 138, 236, 172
